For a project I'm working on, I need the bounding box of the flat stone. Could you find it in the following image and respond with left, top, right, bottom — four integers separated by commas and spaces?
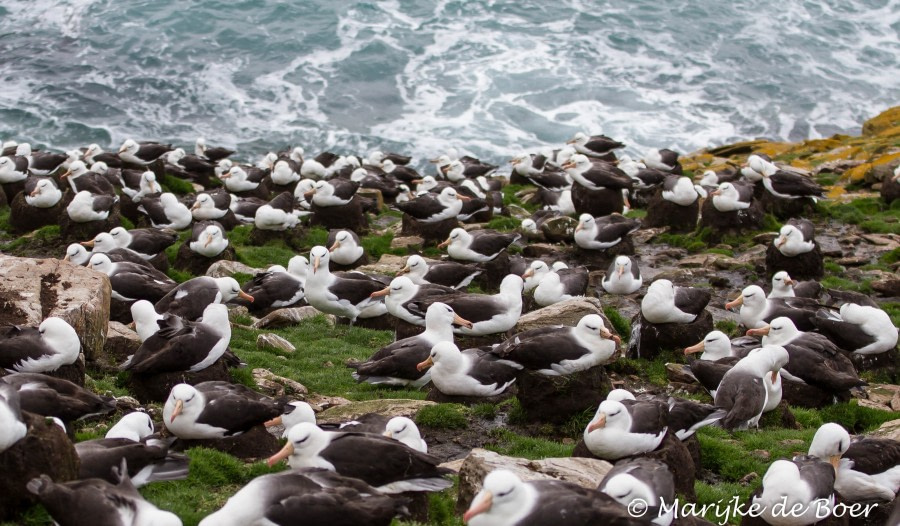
836, 256, 870, 266
456, 448, 612, 513
316, 399, 435, 425
753, 232, 779, 245
355, 254, 406, 276
256, 333, 296, 353
305, 394, 351, 412
0, 255, 111, 362
666, 362, 698, 384
390, 236, 424, 249
206, 260, 264, 278
872, 278, 900, 296
861, 233, 899, 247
514, 297, 614, 334
252, 306, 322, 329
251, 368, 308, 398
868, 418, 900, 441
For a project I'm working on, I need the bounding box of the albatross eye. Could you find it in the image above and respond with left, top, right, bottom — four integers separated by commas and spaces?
496, 486, 515, 498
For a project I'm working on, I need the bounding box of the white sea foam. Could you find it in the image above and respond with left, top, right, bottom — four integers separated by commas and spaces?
0, 0, 897, 166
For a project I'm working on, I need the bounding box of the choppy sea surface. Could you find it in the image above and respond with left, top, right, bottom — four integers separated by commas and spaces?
1, 0, 898, 165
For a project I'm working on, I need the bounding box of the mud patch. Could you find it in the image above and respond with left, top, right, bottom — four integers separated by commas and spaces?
39, 272, 60, 319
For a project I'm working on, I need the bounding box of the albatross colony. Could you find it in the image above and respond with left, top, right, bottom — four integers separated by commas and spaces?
0, 120, 898, 526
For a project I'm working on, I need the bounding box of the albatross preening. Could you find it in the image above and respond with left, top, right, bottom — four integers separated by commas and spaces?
641, 279, 709, 324
0, 317, 80, 373
808, 422, 900, 502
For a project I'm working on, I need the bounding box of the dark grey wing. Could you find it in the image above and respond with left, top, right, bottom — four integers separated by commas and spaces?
558, 268, 589, 296
811, 314, 876, 352
91, 194, 118, 212
793, 455, 836, 500
715, 373, 765, 430
468, 231, 519, 256
127, 228, 178, 255
673, 287, 710, 315
0, 326, 54, 370
595, 219, 640, 244
686, 357, 739, 392
584, 135, 625, 153
320, 433, 449, 488
462, 348, 519, 387
734, 181, 755, 202
194, 384, 281, 434
772, 173, 825, 198
621, 399, 668, 435
395, 194, 445, 219
788, 218, 816, 241
844, 438, 900, 476
353, 339, 430, 381
662, 174, 680, 192
135, 143, 173, 163
437, 295, 504, 325
328, 276, 387, 306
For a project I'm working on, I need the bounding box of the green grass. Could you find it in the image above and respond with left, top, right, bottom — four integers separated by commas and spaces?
416, 404, 469, 429
485, 428, 574, 459
227, 316, 421, 401
471, 403, 498, 420
714, 319, 739, 337
161, 173, 196, 195
486, 215, 520, 231
603, 306, 632, 341
819, 197, 900, 235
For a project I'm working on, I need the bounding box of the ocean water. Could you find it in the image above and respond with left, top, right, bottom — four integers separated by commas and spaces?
0, 0, 898, 167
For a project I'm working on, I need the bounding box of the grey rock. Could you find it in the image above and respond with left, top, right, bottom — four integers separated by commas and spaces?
316, 399, 435, 425
256, 333, 296, 353
0, 255, 111, 362
514, 297, 615, 334
206, 260, 264, 278
252, 306, 323, 329
252, 368, 308, 397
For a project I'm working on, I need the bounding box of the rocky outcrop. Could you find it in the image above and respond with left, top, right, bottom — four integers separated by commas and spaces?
96, 321, 141, 372
252, 306, 325, 329
315, 399, 435, 425
514, 297, 613, 333
252, 368, 308, 398
205, 260, 264, 278
456, 448, 612, 513
0, 255, 110, 362
257, 333, 296, 353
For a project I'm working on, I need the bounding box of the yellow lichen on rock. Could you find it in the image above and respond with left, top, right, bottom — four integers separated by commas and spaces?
862, 106, 900, 136
843, 162, 872, 182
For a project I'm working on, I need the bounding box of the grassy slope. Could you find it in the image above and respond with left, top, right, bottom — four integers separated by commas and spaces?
0, 170, 898, 525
